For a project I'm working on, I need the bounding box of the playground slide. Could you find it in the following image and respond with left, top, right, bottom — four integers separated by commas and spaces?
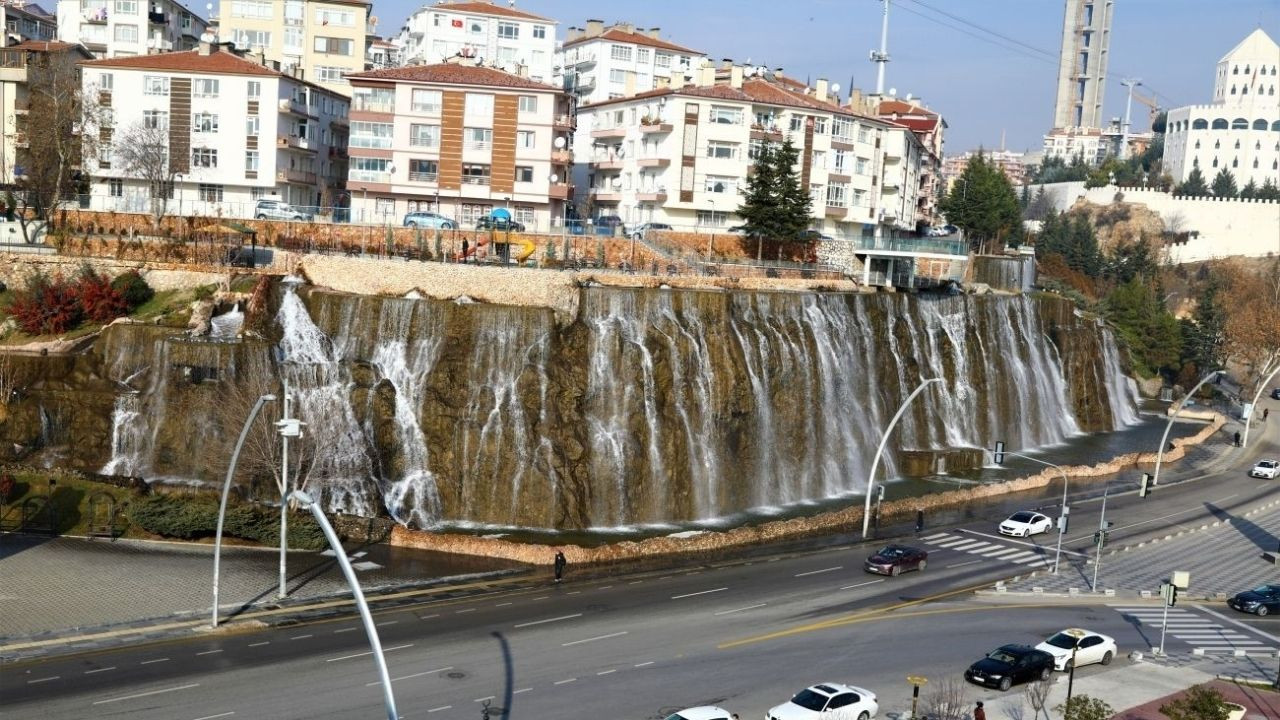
460, 236, 489, 260
514, 237, 536, 263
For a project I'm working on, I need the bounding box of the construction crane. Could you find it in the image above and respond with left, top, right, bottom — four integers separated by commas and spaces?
1133, 87, 1163, 127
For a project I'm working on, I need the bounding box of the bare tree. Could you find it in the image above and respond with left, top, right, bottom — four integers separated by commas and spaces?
1222, 257, 1280, 398
1023, 678, 1053, 720
923, 675, 971, 720
113, 120, 178, 223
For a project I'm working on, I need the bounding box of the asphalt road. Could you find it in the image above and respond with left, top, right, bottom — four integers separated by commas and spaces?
3, 414, 1277, 718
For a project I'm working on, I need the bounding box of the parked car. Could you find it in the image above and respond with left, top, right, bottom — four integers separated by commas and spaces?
631, 222, 672, 240
664, 707, 734, 720
475, 216, 525, 232
797, 229, 834, 242
767, 683, 878, 720
1229, 584, 1280, 616
1250, 459, 1279, 479
594, 215, 626, 234
1270, 387, 1280, 400
403, 211, 455, 229
864, 544, 928, 576
965, 644, 1054, 691
999, 510, 1054, 537
1034, 629, 1117, 671
944, 224, 958, 234
255, 199, 312, 221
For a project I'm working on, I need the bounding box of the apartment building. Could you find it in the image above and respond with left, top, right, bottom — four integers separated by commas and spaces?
2, 1, 57, 47
56, 0, 206, 58
215, 0, 369, 96
875, 97, 945, 228
943, 149, 1028, 190
573, 64, 922, 240
365, 36, 400, 71
557, 20, 704, 106
0, 40, 94, 185
80, 41, 350, 215
345, 58, 573, 229
394, 1, 556, 83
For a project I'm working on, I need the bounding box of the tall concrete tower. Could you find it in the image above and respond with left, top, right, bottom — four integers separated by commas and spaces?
1051, 0, 1114, 129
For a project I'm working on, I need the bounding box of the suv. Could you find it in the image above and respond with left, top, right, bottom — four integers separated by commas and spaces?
475, 216, 525, 232
403, 211, 455, 229
254, 199, 312, 221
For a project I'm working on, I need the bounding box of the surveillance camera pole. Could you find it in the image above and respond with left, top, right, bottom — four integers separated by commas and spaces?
212, 393, 275, 628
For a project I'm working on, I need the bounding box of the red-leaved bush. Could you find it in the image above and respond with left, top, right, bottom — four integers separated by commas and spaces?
75, 270, 129, 324
8, 271, 83, 335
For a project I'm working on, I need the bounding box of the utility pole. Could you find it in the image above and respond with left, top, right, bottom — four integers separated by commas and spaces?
1120, 78, 1142, 160
276, 380, 304, 599
871, 0, 890, 96
1091, 482, 1112, 591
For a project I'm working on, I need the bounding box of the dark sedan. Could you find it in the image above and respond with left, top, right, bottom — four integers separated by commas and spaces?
476, 217, 526, 232
1228, 584, 1280, 616
965, 644, 1054, 691
864, 544, 928, 576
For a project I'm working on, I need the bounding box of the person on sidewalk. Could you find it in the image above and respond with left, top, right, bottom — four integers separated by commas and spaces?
1234, 430, 1242, 447
461, 238, 470, 263
1265, 408, 1270, 422
554, 550, 567, 583
973, 701, 986, 720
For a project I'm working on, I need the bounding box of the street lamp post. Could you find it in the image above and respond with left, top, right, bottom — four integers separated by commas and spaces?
1152, 370, 1221, 487
1091, 480, 1112, 592
212, 393, 276, 629
862, 377, 944, 539
991, 446, 1071, 574
1064, 628, 1086, 707
275, 380, 304, 599
291, 490, 399, 720
1241, 362, 1280, 448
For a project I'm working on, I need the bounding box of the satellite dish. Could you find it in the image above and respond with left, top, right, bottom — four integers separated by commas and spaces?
889, 87, 898, 97
906, 92, 913, 101
615, 145, 625, 157
550, 173, 559, 183
554, 136, 566, 149
611, 176, 622, 189
831, 83, 841, 93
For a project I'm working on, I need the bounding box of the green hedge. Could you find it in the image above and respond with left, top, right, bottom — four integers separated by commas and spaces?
131, 494, 327, 550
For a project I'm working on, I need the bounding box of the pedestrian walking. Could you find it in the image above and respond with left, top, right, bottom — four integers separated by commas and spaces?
973, 701, 986, 720
461, 238, 470, 263
1234, 430, 1242, 447
553, 550, 566, 583
1264, 408, 1270, 422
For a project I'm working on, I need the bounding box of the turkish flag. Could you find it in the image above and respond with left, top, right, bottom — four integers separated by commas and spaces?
452, 19, 463, 28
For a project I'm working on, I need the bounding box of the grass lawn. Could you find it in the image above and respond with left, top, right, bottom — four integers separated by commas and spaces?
0, 283, 218, 346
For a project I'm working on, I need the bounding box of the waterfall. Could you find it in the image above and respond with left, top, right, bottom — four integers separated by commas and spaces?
1100, 327, 1142, 427
209, 303, 244, 340
101, 394, 145, 476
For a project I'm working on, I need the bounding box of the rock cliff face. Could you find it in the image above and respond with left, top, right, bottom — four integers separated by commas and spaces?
0, 286, 1140, 531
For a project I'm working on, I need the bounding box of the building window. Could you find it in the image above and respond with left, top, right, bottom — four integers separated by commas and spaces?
114, 0, 138, 12
497, 21, 519, 39
706, 141, 738, 159
198, 184, 223, 202
312, 37, 354, 56
858, 126, 870, 143
284, 27, 303, 53
496, 46, 519, 64
515, 166, 534, 183
855, 157, 869, 175
610, 44, 633, 62
696, 210, 728, 226
98, 72, 113, 91
709, 106, 743, 124
636, 47, 651, 64
460, 204, 491, 225
247, 81, 260, 99
532, 25, 546, 39
409, 159, 438, 182
518, 95, 537, 113
374, 197, 395, 218
314, 8, 355, 26
192, 148, 218, 168
517, 130, 535, 149
230, 0, 272, 19
193, 112, 219, 133
813, 117, 828, 134
351, 121, 393, 149
353, 87, 394, 112
316, 66, 346, 84
464, 92, 494, 120
411, 88, 442, 113
350, 157, 390, 182
143, 75, 169, 96
514, 206, 535, 225
833, 117, 853, 141
655, 52, 671, 68
609, 69, 627, 85
143, 109, 168, 130
826, 183, 848, 207
246, 115, 260, 136
468, 20, 484, 34
193, 78, 219, 98
462, 163, 491, 185
465, 127, 493, 150
748, 138, 766, 161
108, 178, 123, 197
231, 29, 271, 49
704, 175, 736, 194
409, 124, 440, 148
114, 24, 138, 43
245, 151, 259, 172
833, 149, 848, 173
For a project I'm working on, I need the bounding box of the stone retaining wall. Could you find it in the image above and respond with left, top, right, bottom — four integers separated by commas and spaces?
0, 252, 237, 291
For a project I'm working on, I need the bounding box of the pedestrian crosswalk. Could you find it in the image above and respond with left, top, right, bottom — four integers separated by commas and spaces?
919, 532, 1053, 567
1112, 606, 1280, 656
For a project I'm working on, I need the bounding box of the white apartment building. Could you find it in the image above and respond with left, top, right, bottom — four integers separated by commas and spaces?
394, 1, 556, 84
2, 1, 57, 47
876, 97, 945, 227
0, 40, 94, 185
345, 58, 573, 229
80, 42, 350, 216
215, 0, 369, 97
557, 20, 705, 106
1163, 28, 1280, 188
1042, 125, 1107, 165
56, 0, 206, 58
573, 65, 922, 241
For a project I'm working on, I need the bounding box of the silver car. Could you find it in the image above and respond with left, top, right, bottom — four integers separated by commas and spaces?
254, 199, 312, 221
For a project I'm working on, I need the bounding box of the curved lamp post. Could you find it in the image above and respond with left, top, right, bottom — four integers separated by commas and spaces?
1152, 369, 1221, 488
212, 393, 276, 629
862, 377, 944, 539
991, 446, 1070, 574
291, 489, 399, 720
1241, 362, 1280, 448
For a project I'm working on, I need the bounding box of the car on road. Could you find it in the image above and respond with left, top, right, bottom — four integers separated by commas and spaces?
864, 544, 928, 576
1228, 584, 1280, 616
797, 229, 834, 242
767, 683, 878, 720
402, 211, 455, 229
965, 644, 1055, 691
664, 706, 734, 720
1249, 459, 1279, 479
254, 199, 313, 221
631, 222, 672, 240
999, 510, 1054, 537
1034, 629, 1117, 671
475, 216, 526, 232
1271, 387, 1280, 400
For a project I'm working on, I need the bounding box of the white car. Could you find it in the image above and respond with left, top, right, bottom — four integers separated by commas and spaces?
665, 707, 734, 720
768, 683, 878, 720
1034, 628, 1118, 671
1249, 459, 1279, 479
999, 511, 1054, 537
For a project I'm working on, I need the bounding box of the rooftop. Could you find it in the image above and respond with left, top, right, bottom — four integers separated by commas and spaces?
427, 1, 553, 23
348, 61, 560, 91
562, 27, 702, 55
79, 47, 280, 76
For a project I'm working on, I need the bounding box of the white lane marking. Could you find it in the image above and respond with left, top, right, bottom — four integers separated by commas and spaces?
532, 596, 550, 601
334, 627, 359, 633
290, 635, 313, 641
628, 580, 643, 585
553, 678, 577, 685
496, 602, 513, 607
1211, 494, 1239, 504
1198, 605, 1280, 643
671, 587, 728, 600
84, 667, 117, 674
514, 613, 583, 628
985, 548, 1028, 559
93, 683, 200, 705
921, 532, 950, 541
928, 537, 976, 548
943, 539, 989, 551
427, 706, 452, 713
192, 713, 235, 720
326, 644, 413, 662
196, 650, 224, 656
959, 529, 1089, 557
947, 560, 983, 569
140, 658, 170, 665
456, 608, 476, 614
840, 579, 885, 590
473, 696, 495, 703
417, 614, 440, 621
599, 585, 613, 590
376, 620, 399, 626
248, 642, 270, 647
659, 576, 672, 580
795, 566, 842, 577
634, 661, 654, 667
567, 591, 581, 595
562, 631, 628, 647
715, 603, 767, 616
513, 688, 532, 694
27, 676, 59, 684
597, 669, 617, 675
366, 666, 453, 686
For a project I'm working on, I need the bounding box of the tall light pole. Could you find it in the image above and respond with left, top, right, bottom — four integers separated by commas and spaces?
862, 377, 944, 539
212, 393, 276, 628
1241, 361, 1280, 448
1091, 480, 1112, 592
291, 490, 399, 720
1120, 78, 1142, 160
276, 379, 303, 599
991, 446, 1071, 574
871, 0, 891, 96
1152, 369, 1221, 487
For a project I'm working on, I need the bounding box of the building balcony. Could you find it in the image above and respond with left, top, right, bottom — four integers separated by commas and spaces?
349, 171, 391, 184
551, 149, 573, 164
568, 52, 596, 68
637, 190, 667, 202
328, 146, 348, 159
331, 116, 350, 129
549, 182, 572, 200
352, 100, 394, 114
591, 126, 626, 139
279, 97, 317, 118
408, 171, 438, 183
637, 157, 669, 168
589, 156, 623, 169
277, 134, 316, 152
82, 11, 108, 24
277, 169, 318, 185
461, 176, 491, 187
148, 10, 168, 25
639, 121, 672, 134
589, 188, 621, 202
749, 124, 783, 140
553, 115, 576, 131
825, 204, 848, 218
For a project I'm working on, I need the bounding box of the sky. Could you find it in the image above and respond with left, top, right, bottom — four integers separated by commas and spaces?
214, 0, 1280, 153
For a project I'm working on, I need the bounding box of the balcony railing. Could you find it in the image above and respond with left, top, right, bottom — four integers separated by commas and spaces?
148, 10, 168, 25
551, 149, 573, 164
548, 182, 572, 199
352, 98, 394, 113
277, 135, 314, 151
553, 115, 576, 130
639, 121, 672, 134
349, 170, 390, 183
277, 169, 318, 185
591, 126, 626, 139
854, 236, 967, 256
408, 171, 438, 183
461, 176, 490, 186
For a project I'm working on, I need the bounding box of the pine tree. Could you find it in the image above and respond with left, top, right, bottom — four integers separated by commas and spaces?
774, 138, 812, 238
1258, 177, 1280, 201
1210, 168, 1239, 198
736, 142, 779, 240
1239, 179, 1260, 199
940, 153, 1021, 252
1175, 167, 1209, 197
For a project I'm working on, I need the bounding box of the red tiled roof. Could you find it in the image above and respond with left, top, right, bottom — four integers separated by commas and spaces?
430, 1, 553, 22
878, 98, 936, 117
78, 49, 280, 76
9, 40, 84, 53
581, 77, 879, 121
562, 28, 701, 55
348, 62, 560, 91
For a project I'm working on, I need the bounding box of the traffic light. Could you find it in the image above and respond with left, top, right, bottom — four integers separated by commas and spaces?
1139, 473, 1152, 498
1171, 586, 1178, 606
994, 441, 1006, 465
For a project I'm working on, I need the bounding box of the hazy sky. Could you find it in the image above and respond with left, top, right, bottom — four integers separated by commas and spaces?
215, 1, 1280, 153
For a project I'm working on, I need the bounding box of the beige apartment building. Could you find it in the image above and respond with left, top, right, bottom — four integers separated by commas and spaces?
345, 58, 573, 229
216, 0, 368, 96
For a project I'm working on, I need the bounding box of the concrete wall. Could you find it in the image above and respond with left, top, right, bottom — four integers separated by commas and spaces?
1032, 182, 1280, 263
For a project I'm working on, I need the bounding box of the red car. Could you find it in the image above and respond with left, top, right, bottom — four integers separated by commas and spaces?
864, 544, 928, 576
